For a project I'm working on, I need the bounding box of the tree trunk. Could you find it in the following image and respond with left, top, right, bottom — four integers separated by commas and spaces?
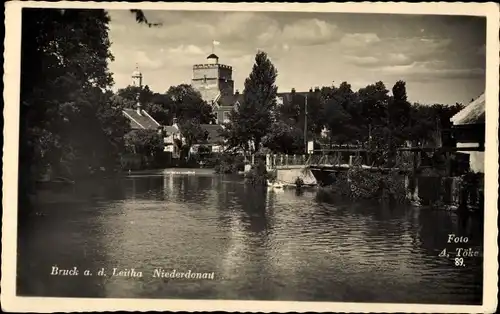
254, 137, 261, 154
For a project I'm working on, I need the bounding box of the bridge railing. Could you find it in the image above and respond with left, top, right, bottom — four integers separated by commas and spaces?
260, 153, 365, 169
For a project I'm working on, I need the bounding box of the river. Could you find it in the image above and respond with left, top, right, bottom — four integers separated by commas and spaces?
17, 169, 483, 304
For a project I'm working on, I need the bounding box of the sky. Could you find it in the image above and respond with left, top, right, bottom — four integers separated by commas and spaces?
107, 10, 486, 105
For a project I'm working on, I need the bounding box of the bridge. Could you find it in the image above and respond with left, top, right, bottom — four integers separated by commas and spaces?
245, 149, 384, 186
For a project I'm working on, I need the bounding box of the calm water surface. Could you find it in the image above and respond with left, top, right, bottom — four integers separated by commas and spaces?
17, 169, 483, 304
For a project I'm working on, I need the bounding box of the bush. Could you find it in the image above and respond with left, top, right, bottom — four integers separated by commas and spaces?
315, 186, 342, 203
213, 154, 245, 174
245, 159, 269, 186
315, 167, 408, 204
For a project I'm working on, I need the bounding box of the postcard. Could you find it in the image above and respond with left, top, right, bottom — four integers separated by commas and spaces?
2, 1, 499, 313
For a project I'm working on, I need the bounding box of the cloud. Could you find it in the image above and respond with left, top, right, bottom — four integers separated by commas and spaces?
107, 10, 485, 105
344, 53, 412, 68
344, 56, 380, 66
341, 34, 454, 70
340, 33, 381, 48
168, 44, 205, 56
282, 18, 341, 46
379, 61, 485, 81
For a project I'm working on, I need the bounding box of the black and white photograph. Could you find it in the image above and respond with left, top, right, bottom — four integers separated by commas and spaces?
2, 2, 498, 313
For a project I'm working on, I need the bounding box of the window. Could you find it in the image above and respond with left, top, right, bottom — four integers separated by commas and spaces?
277, 96, 284, 106
223, 111, 230, 122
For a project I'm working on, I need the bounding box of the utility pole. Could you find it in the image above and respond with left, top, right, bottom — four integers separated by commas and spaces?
304, 93, 308, 154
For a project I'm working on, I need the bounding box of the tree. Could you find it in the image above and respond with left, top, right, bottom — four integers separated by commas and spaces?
129, 9, 162, 27
19, 8, 126, 187
356, 81, 390, 147
225, 51, 278, 152
124, 129, 163, 158
388, 80, 412, 147
323, 98, 353, 146
277, 89, 301, 125
262, 120, 304, 154
177, 118, 208, 160
165, 84, 215, 124
407, 103, 437, 146
220, 115, 252, 153
116, 84, 154, 108
304, 88, 325, 136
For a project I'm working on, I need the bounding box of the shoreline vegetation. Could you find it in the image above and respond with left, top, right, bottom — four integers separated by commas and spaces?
19, 9, 482, 221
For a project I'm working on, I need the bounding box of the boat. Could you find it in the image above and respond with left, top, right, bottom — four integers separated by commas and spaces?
267, 180, 284, 189
35, 177, 75, 190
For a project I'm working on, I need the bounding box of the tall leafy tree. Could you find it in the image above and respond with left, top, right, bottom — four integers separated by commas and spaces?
262, 120, 304, 154
356, 81, 390, 147
19, 8, 129, 206
388, 80, 412, 147
323, 98, 353, 146
178, 118, 208, 160
165, 84, 215, 124
225, 51, 278, 152
116, 85, 154, 108
124, 129, 163, 158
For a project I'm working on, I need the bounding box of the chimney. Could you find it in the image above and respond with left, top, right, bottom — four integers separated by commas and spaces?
136, 103, 142, 115
291, 88, 296, 93
172, 117, 178, 126
309, 88, 313, 93
235, 89, 240, 95
314, 86, 320, 92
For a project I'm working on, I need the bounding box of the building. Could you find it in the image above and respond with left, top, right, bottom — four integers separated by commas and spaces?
122, 66, 163, 132
450, 93, 485, 173
162, 119, 225, 155
191, 52, 319, 127
123, 107, 162, 131
191, 53, 241, 124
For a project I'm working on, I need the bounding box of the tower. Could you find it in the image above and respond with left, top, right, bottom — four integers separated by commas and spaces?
132, 64, 143, 88
191, 53, 234, 103
132, 65, 143, 114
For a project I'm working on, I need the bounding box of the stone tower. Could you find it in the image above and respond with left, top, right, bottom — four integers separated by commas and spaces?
132, 65, 143, 114
191, 53, 234, 104
132, 64, 143, 88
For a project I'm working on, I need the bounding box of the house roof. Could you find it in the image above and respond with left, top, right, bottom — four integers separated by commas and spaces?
163, 125, 179, 133
218, 93, 244, 107
451, 93, 485, 125
123, 108, 161, 130
200, 124, 224, 144
277, 91, 310, 104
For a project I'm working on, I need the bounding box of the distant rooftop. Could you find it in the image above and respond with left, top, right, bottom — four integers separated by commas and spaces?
123, 108, 160, 130
218, 93, 244, 107
450, 93, 485, 125
200, 124, 224, 144
207, 53, 218, 59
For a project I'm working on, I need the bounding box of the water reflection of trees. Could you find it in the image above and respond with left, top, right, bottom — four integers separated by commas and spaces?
126, 176, 163, 200
417, 210, 483, 256
315, 200, 413, 250
17, 199, 110, 297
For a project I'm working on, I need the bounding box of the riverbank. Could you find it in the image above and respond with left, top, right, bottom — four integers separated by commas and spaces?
312, 166, 484, 213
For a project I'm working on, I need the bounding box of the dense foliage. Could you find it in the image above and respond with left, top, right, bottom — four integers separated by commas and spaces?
221, 51, 278, 153
116, 84, 215, 125
19, 8, 467, 197
315, 168, 408, 205
19, 9, 130, 193
219, 54, 464, 160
